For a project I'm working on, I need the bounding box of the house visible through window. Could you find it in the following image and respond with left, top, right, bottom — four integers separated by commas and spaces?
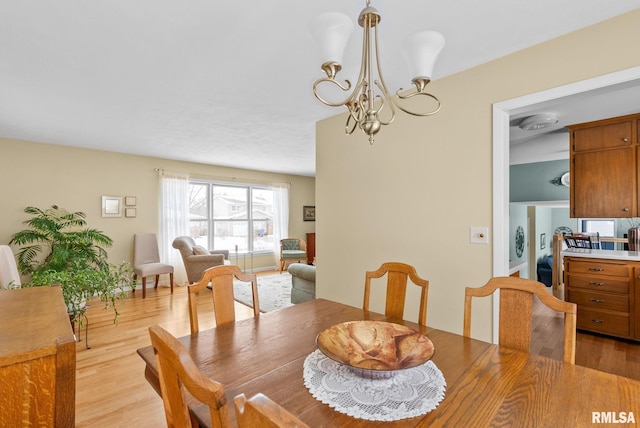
189, 181, 274, 253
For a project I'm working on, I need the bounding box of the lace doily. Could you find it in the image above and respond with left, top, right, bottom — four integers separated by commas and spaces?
303, 349, 446, 422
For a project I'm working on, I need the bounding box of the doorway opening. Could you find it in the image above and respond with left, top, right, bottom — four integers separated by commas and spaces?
491, 66, 640, 343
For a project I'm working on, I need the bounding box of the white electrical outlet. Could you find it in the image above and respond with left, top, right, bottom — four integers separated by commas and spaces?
470, 227, 489, 244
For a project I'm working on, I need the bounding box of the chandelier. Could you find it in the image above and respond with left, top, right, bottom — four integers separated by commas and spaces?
310, 0, 445, 144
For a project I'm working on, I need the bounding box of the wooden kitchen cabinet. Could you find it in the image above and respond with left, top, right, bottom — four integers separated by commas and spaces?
564, 256, 638, 340
568, 114, 639, 218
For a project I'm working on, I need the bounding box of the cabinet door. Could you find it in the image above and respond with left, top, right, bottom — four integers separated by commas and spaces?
572, 147, 635, 218
572, 120, 632, 152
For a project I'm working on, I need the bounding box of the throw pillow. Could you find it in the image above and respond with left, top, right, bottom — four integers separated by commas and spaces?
193, 245, 210, 255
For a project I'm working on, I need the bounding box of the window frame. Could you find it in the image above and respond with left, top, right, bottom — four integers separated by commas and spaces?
189, 179, 274, 255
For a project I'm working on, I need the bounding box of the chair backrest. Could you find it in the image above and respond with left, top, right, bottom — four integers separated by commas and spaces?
363, 262, 429, 326
280, 238, 306, 252
233, 393, 310, 428
188, 265, 260, 333
172, 236, 197, 260
148, 324, 232, 428
0, 245, 21, 289
134, 233, 161, 265
564, 233, 599, 249
463, 276, 577, 364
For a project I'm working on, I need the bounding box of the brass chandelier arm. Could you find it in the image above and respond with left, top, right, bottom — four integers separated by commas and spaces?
312, 77, 353, 108
392, 89, 442, 117
371, 80, 395, 126
344, 108, 360, 135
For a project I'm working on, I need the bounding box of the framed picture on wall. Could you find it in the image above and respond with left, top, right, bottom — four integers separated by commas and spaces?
303, 206, 315, 221
102, 196, 122, 218
540, 233, 546, 250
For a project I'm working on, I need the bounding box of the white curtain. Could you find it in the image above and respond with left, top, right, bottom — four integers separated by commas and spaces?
159, 170, 190, 286
272, 182, 290, 265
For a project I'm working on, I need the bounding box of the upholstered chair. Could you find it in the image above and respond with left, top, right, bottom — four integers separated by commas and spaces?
172, 236, 230, 283
133, 233, 174, 299
279, 238, 307, 273
0, 245, 21, 289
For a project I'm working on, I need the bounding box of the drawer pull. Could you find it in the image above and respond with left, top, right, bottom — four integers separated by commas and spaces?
589, 281, 605, 286
588, 267, 605, 271
591, 318, 604, 323
590, 298, 605, 303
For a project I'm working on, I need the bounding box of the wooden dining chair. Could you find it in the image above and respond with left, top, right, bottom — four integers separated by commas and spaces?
233, 393, 310, 428
463, 276, 577, 364
188, 265, 260, 333
564, 233, 600, 249
148, 324, 232, 428
363, 262, 429, 326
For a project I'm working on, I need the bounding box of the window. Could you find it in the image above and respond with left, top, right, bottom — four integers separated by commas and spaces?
579, 219, 616, 237
579, 218, 616, 250
189, 181, 274, 253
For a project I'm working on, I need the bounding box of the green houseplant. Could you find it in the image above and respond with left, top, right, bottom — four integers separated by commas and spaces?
10, 205, 133, 323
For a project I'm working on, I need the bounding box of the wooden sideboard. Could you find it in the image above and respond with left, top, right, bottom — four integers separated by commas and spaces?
564, 255, 639, 340
0, 286, 76, 427
306, 232, 316, 265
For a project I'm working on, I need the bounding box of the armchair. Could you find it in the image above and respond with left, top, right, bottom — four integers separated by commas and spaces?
279, 238, 307, 273
172, 236, 230, 283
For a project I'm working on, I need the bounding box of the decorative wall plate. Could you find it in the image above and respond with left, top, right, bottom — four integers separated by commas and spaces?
515, 226, 525, 258
555, 226, 573, 236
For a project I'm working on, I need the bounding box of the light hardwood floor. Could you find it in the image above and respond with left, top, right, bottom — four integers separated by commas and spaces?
75, 283, 255, 427
75, 281, 640, 427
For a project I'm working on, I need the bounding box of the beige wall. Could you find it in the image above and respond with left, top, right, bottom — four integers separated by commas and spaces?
316, 10, 640, 342
0, 138, 315, 281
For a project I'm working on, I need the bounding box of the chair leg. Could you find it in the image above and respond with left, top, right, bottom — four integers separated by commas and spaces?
142, 277, 147, 299
132, 274, 137, 294
155, 275, 159, 289
170, 273, 174, 294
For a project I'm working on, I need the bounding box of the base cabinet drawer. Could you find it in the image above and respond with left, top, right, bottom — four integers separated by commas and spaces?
577, 307, 629, 337
566, 275, 629, 294
566, 260, 630, 277
568, 289, 629, 312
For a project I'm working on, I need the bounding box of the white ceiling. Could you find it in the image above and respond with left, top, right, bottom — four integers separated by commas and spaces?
1, 1, 639, 177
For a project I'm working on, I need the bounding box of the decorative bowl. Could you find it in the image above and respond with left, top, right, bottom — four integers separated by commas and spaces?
316, 320, 435, 379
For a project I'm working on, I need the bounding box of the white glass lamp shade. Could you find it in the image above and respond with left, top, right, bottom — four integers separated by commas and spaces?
402, 31, 445, 80
309, 12, 354, 65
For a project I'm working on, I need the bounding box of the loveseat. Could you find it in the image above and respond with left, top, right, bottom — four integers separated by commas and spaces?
536, 255, 553, 287
288, 263, 316, 304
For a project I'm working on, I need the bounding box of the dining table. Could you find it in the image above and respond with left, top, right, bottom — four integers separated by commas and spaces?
137, 298, 640, 427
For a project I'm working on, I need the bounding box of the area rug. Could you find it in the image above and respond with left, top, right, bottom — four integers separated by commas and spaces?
233, 272, 294, 312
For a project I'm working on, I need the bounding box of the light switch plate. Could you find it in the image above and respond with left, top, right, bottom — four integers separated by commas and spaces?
470, 227, 489, 244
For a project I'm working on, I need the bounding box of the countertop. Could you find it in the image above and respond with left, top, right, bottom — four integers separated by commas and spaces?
508, 260, 527, 275
561, 248, 640, 261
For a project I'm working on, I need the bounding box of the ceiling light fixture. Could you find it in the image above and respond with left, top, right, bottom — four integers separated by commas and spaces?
309, 1, 445, 144
518, 113, 559, 131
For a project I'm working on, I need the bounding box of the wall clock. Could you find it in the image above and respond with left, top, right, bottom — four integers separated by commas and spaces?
515, 226, 525, 258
